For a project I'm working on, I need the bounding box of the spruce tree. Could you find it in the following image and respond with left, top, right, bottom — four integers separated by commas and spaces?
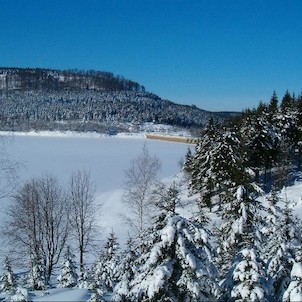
57, 246, 78, 288
9, 286, 29, 302
263, 191, 293, 300
78, 267, 93, 290
268, 91, 278, 119
226, 248, 268, 301
92, 231, 120, 295
187, 117, 217, 210
129, 183, 219, 301
112, 236, 138, 302
218, 186, 268, 300
283, 252, 302, 302
0, 256, 17, 294
241, 113, 278, 185
27, 254, 47, 290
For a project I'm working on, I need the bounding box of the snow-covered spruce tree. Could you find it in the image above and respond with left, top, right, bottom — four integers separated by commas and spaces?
226, 248, 268, 302
27, 254, 47, 290
283, 251, 302, 302
262, 189, 300, 301
182, 146, 193, 178
212, 130, 262, 275
9, 286, 29, 302
78, 266, 93, 290
274, 93, 300, 187
92, 231, 120, 295
112, 236, 138, 302
57, 246, 78, 288
240, 112, 278, 186
0, 256, 17, 294
219, 186, 269, 301
129, 182, 219, 302
187, 117, 218, 210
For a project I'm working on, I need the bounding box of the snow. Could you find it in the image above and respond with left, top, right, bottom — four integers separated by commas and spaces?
31, 288, 91, 301
0, 132, 189, 243
291, 262, 302, 279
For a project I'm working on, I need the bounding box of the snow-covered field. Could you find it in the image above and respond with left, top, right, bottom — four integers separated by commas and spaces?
0, 131, 190, 245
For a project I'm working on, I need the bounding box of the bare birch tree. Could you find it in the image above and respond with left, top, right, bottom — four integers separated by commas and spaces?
122, 144, 161, 238
67, 169, 101, 275
5, 174, 69, 279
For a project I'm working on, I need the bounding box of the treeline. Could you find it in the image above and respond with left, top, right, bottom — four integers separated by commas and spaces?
0, 67, 145, 92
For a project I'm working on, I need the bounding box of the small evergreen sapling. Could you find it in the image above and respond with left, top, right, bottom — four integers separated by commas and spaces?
112, 236, 138, 301
0, 256, 17, 294
27, 254, 47, 290
9, 287, 29, 302
78, 267, 93, 290
57, 246, 78, 288
92, 231, 120, 295
227, 248, 268, 302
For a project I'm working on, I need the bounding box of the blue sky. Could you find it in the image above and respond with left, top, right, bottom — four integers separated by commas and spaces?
0, 0, 301, 111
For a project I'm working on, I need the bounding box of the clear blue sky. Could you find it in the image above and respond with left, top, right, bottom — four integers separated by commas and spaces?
0, 0, 301, 111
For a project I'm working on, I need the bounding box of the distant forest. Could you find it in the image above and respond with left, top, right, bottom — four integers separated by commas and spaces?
0, 67, 236, 133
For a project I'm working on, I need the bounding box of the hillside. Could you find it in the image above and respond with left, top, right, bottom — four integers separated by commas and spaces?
0, 67, 238, 134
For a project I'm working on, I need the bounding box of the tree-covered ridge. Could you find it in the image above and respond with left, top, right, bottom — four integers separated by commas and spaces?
0, 67, 237, 133
0, 67, 145, 92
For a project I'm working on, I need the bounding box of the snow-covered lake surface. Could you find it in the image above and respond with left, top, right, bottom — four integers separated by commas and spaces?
1, 132, 190, 244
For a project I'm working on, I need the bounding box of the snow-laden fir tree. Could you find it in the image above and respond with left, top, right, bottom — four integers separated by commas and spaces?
57, 245, 78, 288
92, 231, 120, 295
129, 182, 219, 302
219, 186, 269, 301
183, 145, 193, 172
226, 248, 268, 302
283, 251, 302, 302
78, 266, 93, 290
187, 117, 218, 210
240, 113, 278, 185
0, 256, 17, 294
112, 236, 138, 302
9, 286, 29, 302
262, 190, 302, 301
27, 254, 47, 290
213, 131, 263, 276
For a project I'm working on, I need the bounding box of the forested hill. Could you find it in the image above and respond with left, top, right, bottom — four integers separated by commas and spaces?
0, 67, 237, 133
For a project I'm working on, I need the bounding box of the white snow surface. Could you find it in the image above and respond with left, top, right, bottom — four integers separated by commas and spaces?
31, 288, 91, 301
0, 131, 189, 245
